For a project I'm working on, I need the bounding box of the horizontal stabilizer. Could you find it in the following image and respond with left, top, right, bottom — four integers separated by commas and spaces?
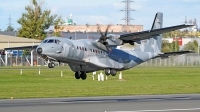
155, 50, 194, 59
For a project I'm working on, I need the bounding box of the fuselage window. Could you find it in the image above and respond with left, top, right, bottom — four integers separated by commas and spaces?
47, 39, 54, 43
90, 49, 92, 52
101, 51, 103, 54
43, 39, 48, 43
77, 46, 79, 49
79, 47, 81, 50
85, 48, 87, 51
95, 50, 97, 53
82, 47, 84, 51
93, 49, 95, 52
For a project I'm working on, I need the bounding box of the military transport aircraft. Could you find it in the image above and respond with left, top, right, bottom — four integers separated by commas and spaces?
4, 12, 193, 80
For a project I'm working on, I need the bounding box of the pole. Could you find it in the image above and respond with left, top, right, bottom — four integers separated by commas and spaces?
20, 69, 22, 75
61, 71, 63, 77
5, 51, 7, 66
31, 50, 34, 66
39, 68, 40, 74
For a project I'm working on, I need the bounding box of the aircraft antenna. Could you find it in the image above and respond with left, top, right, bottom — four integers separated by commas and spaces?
121, 0, 135, 25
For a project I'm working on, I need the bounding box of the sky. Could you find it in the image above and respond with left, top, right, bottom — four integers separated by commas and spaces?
0, 0, 200, 31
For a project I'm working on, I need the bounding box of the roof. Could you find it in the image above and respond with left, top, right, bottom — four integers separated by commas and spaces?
0, 34, 42, 43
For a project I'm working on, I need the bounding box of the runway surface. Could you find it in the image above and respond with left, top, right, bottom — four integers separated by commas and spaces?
1, 94, 200, 112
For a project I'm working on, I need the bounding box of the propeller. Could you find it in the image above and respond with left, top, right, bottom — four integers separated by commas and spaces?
97, 24, 111, 45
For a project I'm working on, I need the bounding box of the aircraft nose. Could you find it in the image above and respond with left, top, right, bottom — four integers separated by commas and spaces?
37, 47, 43, 54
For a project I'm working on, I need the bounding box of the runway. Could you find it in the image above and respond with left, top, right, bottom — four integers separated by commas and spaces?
1, 94, 200, 112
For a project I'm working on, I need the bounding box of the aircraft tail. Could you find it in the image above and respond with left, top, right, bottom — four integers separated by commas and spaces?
134, 12, 163, 53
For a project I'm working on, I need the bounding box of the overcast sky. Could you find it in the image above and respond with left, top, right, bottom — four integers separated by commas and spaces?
0, 0, 199, 31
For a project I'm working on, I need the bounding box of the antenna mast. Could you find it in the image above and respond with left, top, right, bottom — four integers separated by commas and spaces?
7, 14, 13, 27
121, 0, 135, 25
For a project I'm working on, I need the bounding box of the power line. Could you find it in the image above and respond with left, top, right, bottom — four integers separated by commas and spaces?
7, 14, 13, 27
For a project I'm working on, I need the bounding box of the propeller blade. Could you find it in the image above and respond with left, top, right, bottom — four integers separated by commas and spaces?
97, 24, 104, 37
104, 24, 111, 38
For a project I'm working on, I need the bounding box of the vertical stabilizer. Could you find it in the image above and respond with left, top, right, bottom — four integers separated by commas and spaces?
151, 12, 163, 52
151, 12, 163, 30
134, 12, 163, 53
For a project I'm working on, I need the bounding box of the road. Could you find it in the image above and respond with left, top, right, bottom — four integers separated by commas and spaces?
1, 94, 200, 112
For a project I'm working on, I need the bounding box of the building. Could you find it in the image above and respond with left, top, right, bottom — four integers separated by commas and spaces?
58, 24, 143, 33
58, 14, 143, 33
0, 34, 41, 50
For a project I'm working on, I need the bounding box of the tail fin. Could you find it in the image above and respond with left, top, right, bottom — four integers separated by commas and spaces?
151, 12, 163, 52
134, 12, 163, 53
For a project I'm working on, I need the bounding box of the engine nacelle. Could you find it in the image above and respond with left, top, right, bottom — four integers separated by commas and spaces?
106, 34, 123, 46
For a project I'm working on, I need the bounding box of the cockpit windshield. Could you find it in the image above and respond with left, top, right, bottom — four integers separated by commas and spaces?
42, 39, 61, 44
43, 39, 48, 43
47, 39, 54, 43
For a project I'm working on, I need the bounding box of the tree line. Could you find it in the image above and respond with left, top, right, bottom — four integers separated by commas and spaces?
162, 39, 200, 54
163, 30, 200, 38
4, 0, 63, 40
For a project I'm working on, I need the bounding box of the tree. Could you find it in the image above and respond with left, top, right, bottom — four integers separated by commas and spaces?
183, 42, 197, 53
193, 40, 198, 47
162, 40, 172, 52
170, 41, 180, 52
53, 16, 64, 37
17, 0, 63, 40
5, 25, 14, 31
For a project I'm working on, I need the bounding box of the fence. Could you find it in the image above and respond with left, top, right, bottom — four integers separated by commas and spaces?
0, 54, 200, 67
138, 54, 200, 67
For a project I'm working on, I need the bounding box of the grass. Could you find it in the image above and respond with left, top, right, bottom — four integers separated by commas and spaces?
0, 66, 200, 99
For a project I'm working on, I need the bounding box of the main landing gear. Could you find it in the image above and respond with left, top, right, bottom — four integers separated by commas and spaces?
75, 71, 87, 80
48, 62, 55, 68
105, 68, 117, 76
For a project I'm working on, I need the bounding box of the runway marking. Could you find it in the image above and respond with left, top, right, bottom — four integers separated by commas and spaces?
49, 100, 105, 104
106, 108, 200, 112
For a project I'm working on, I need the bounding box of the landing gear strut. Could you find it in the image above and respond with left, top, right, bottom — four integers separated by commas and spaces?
48, 62, 55, 68
75, 71, 87, 80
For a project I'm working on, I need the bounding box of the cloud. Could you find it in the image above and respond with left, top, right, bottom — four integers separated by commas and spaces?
50, 7, 60, 14
0, 0, 29, 11
183, 0, 199, 2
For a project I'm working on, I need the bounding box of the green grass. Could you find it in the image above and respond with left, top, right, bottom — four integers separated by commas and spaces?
0, 66, 200, 99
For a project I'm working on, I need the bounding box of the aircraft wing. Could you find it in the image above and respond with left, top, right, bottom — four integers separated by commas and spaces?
119, 24, 193, 43
4, 45, 38, 50
156, 50, 194, 58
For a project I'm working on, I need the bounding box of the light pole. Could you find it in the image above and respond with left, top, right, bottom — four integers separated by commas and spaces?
198, 36, 200, 55
175, 34, 177, 51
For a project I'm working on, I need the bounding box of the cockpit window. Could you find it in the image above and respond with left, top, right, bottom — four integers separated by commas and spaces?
43, 39, 48, 43
47, 39, 54, 43
56, 39, 61, 44
54, 40, 57, 44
